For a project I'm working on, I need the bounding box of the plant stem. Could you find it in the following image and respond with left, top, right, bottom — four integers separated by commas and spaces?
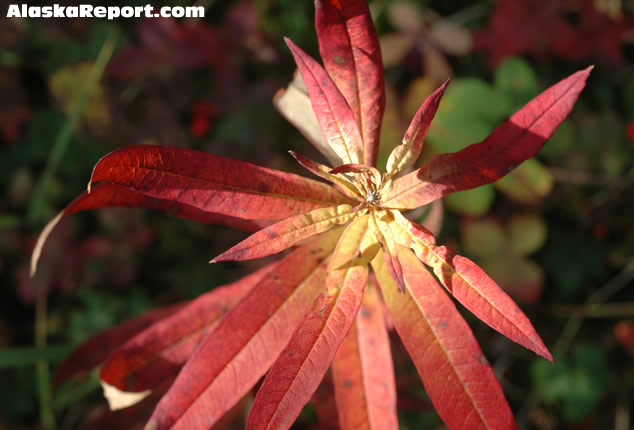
35, 285, 55, 430
27, 28, 118, 224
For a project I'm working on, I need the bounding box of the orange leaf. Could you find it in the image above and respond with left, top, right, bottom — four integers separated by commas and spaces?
390, 212, 553, 360
331, 280, 398, 429
373, 248, 518, 430
246, 215, 373, 429
212, 204, 356, 263
370, 213, 405, 292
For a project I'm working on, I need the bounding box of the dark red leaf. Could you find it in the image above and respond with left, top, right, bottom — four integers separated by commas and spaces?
30, 182, 270, 276
99, 265, 273, 396
52, 303, 183, 390
90, 145, 353, 220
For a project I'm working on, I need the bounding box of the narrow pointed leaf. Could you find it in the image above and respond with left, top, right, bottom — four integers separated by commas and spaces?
373, 249, 518, 430
211, 204, 356, 263
390, 212, 552, 361
274, 73, 343, 166
285, 38, 364, 165
30, 182, 269, 276
90, 145, 353, 220
381, 67, 592, 209
331, 281, 398, 430
52, 303, 183, 390
329, 164, 383, 188
370, 213, 405, 292
316, 0, 385, 166
246, 215, 373, 430
99, 265, 273, 400
146, 230, 341, 429
386, 80, 449, 178
290, 151, 362, 199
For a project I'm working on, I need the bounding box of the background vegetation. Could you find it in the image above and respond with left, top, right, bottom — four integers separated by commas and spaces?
1, 0, 633, 428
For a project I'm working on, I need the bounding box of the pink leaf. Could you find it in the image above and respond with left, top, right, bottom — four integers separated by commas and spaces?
315, 0, 385, 166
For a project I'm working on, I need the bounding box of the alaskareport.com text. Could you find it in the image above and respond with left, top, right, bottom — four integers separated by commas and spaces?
6, 4, 205, 19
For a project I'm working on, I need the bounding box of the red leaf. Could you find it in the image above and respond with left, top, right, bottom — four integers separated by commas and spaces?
211, 204, 355, 263
30, 182, 269, 276
146, 230, 341, 429
373, 248, 518, 430
52, 303, 183, 390
391, 213, 553, 361
381, 67, 592, 209
285, 38, 364, 165
90, 145, 353, 220
315, 0, 386, 166
246, 215, 372, 429
310, 377, 340, 430
99, 265, 273, 396
331, 281, 398, 429
385, 80, 449, 178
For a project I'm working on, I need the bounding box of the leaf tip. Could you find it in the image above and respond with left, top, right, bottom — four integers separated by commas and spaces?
30, 210, 65, 278
100, 380, 151, 410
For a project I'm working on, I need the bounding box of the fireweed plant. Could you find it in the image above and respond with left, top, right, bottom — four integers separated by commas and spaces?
32, 0, 591, 429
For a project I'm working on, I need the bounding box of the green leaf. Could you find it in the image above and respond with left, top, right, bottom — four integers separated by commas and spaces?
508, 214, 547, 256
445, 185, 495, 216
0, 346, 72, 368
494, 57, 540, 109
495, 159, 554, 203
461, 216, 505, 258
539, 120, 574, 160
427, 78, 512, 153
481, 257, 543, 304
532, 343, 608, 421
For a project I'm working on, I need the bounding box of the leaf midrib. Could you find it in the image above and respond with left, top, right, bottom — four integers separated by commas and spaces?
93, 164, 348, 207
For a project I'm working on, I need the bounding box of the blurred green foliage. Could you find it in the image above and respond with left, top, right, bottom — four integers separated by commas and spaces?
1, 0, 633, 429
